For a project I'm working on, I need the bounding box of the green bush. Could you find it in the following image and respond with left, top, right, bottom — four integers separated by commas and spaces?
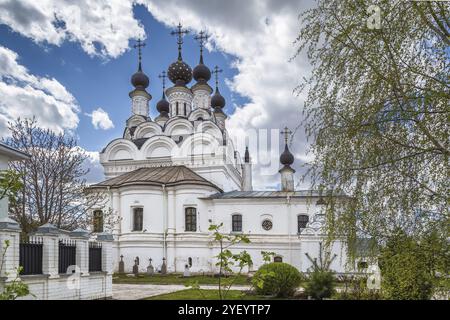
252, 262, 302, 297
304, 270, 335, 300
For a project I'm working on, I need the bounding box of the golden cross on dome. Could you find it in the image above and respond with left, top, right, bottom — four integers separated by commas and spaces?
133, 38, 146, 70
171, 23, 189, 59
212, 66, 223, 89
282, 126, 292, 145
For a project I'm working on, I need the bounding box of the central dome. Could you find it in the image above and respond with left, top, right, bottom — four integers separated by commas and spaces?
168, 59, 192, 86
193, 63, 211, 83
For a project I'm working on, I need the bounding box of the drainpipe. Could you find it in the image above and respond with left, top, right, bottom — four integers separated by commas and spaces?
162, 184, 168, 264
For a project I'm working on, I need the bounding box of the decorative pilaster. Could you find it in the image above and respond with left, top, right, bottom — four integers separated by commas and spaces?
35, 223, 60, 278
70, 228, 90, 276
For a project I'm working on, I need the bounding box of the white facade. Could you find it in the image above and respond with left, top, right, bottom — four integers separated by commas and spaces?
91, 54, 354, 276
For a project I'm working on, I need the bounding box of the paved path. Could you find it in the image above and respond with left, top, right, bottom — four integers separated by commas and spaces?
112, 283, 252, 300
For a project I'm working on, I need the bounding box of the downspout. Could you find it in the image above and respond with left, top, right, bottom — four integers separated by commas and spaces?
162, 184, 168, 263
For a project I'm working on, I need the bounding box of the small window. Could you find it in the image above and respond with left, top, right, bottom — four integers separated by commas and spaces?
274, 256, 283, 263
184, 103, 187, 116
232, 214, 242, 232
188, 257, 192, 267
298, 215, 309, 232
262, 219, 273, 231
93, 210, 103, 233
185, 207, 197, 232
358, 261, 368, 269
176, 102, 179, 115
133, 207, 143, 231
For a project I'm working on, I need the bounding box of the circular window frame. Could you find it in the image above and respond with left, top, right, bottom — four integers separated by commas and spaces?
262, 219, 273, 231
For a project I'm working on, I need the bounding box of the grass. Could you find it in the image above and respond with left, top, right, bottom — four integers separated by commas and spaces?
113, 273, 251, 286
145, 289, 272, 300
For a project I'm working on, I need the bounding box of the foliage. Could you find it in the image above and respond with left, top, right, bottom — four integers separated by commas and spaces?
204, 223, 252, 300
145, 289, 269, 300
334, 275, 383, 300
113, 273, 250, 285
304, 242, 337, 299
252, 262, 302, 298
0, 240, 31, 300
295, 0, 449, 262
2, 118, 109, 233
0, 170, 23, 202
378, 229, 441, 300
261, 251, 276, 264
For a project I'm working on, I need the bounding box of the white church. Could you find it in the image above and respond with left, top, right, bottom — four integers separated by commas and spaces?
89, 25, 351, 275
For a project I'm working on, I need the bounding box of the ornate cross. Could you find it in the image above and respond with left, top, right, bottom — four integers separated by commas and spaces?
171, 23, 189, 59
158, 71, 167, 91
133, 38, 146, 70
194, 30, 209, 57
212, 66, 223, 89
282, 126, 292, 145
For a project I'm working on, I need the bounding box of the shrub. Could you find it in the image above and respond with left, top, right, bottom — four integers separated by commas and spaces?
304, 269, 335, 300
252, 262, 302, 297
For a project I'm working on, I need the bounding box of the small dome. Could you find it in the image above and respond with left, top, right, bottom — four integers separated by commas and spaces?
168, 59, 192, 86
156, 95, 170, 114
193, 63, 211, 83
280, 144, 294, 166
131, 70, 149, 89
211, 88, 225, 109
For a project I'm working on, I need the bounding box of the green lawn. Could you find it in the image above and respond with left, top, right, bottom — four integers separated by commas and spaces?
145, 289, 271, 300
113, 273, 251, 286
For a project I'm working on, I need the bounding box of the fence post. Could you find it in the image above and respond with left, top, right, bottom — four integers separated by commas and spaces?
97, 233, 113, 274
97, 232, 113, 298
34, 223, 60, 278
0, 220, 21, 282
70, 228, 90, 276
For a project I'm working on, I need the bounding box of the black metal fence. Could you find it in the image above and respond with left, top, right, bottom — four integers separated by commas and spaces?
58, 239, 76, 274
88, 242, 102, 272
19, 237, 43, 275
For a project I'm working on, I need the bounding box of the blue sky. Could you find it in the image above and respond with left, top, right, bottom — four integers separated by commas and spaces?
0, 4, 245, 153
0, 0, 311, 189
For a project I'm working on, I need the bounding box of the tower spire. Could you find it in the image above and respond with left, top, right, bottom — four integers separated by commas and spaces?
133, 38, 146, 71
194, 31, 209, 64
282, 126, 292, 146
170, 23, 189, 60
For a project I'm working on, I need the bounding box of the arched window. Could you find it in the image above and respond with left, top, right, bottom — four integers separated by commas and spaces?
133, 207, 143, 231
274, 256, 283, 263
184, 103, 187, 116
232, 214, 242, 232
188, 257, 193, 267
185, 207, 197, 232
298, 214, 309, 233
93, 210, 103, 233
176, 102, 179, 115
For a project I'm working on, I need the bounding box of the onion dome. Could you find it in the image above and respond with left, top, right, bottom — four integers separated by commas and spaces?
211, 87, 225, 109
168, 59, 192, 86
280, 143, 294, 166
131, 68, 149, 90
156, 94, 170, 114
193, 60, 211, 83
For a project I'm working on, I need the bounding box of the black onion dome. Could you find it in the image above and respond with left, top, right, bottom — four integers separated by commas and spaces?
193, 62, 211, 83
131, 70, 149, 89
211, 88, 225, 109
156, 95, 170, 114
280, 144, 294, 166
168, 59, 192, 86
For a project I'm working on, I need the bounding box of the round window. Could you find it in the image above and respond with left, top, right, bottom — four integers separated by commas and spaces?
262, 219, 273, 231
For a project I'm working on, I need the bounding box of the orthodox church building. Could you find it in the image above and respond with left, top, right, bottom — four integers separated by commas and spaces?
90, 25, 350, 274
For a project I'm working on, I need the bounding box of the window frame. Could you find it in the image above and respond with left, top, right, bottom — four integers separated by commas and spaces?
231, 214, 243, 233
297, 214, 309, 233
93, 209, 104, 233
185, 207, 197, 232
132, 207, 144, 231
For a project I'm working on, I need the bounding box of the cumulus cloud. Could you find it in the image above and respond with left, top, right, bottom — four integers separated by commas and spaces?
0, 0, 145, 58
86, 108, 114, 130
139, 0, 314, 189
0, 45, 79, 136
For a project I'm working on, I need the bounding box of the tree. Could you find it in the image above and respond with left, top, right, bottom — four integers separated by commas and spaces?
208, 223, 252, 300
295, 0, 449, 260
2, 118, 106, 233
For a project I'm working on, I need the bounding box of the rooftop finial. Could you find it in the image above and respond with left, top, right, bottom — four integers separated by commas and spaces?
194, 31, 209, 64
133, 38, 146, 71
212, 65, 223, 90
171, 23, 189, 60
282, 126, 292, 145
158, 71, 167, 97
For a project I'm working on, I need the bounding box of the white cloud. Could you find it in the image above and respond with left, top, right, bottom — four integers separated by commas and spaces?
0, 45, 79, 136
0, 0, 145, 58
87, 108, 114, 130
